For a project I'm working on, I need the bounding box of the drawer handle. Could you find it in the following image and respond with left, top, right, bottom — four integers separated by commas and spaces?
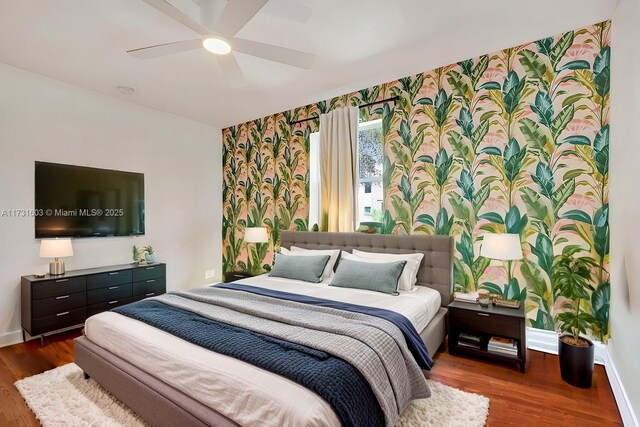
145, 267, 155, 270
56, 311, 69, 317
108, 286, 119, 290
477, 313, 490, 317
109, 272, 119, 276
146, 279, 155, 283
146, 292, 155, 297
55, 279, 69, 283
108, 300, 119, 305
55, 295, 69, 300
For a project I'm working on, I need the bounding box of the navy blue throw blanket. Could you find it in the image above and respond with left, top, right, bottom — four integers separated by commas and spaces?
113, 300, 385, 427
215, 282, 433, 370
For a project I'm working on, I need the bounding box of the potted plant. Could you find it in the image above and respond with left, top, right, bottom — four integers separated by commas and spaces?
132, 245, 141, 263
553, 249, 597, 388
142, 245, 156, 263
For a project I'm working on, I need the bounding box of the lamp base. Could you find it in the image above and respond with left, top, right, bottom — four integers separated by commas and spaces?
49, 260, 66, 275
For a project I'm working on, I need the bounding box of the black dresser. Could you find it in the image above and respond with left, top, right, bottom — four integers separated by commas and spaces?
21, 263, 166, 344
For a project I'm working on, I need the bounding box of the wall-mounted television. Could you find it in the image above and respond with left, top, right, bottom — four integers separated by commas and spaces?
35, 162, 145, 238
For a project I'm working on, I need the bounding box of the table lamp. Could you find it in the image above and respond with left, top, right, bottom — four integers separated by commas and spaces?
244, 227, 269, 275
40, 238, 74, 275
480, 233, 523, 293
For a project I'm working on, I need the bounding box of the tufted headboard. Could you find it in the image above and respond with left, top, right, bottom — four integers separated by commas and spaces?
280, 231, 454, 307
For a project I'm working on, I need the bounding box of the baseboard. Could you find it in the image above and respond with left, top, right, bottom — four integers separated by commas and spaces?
0, 330, 23, 348
526, 328, 638, 426
601, 340, 640, 427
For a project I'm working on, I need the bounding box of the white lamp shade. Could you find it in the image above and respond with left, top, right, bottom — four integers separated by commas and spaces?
480, 234, 522, 260
39, 238, 74, 258
244, 227, 269, 243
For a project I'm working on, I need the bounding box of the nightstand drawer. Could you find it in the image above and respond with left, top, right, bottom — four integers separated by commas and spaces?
87, 270, 132, 291
32, 292, 86, 318
133, 265, 165, 282
224, 271, 252, 282
87, 283, 132, 305
32, 277, 86, 300
87, 297, 133, 318
132, 278, 166, 296
450, 308, 521, 337
32, 308, 85, 335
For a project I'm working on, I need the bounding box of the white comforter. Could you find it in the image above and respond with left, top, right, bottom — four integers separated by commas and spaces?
84, 275, 441, 427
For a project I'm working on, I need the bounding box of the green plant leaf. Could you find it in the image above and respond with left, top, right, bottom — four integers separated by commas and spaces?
530, 162, 554, 200
415, 213, 435, 226
552, 178, 576, 216
520, 187, 550, 224
551, 104, 575, 141
551, 31, 575, 68
530, 91, 554, 128
561, 209, 592, 224
449, 192, 471, 222
519, 118, 549, 152
593, 46, 611, 98
479, 282, 503, 296
559, 60, 590, 71
561, 135, 591, 146
505, 206, 528, 234
479, 212, 504, 224
518, 49, 550, 86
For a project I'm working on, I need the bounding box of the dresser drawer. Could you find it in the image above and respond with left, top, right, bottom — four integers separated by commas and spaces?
87, 297, 133, 318
132, 264, 165, 282
32, 277, 86, 300
32, 308, 85, 335
87, 270, 132, 291
32, 292, 86, 318
450, 307, 521, 337
87, 283, 132, 305
132, 277, 166, 297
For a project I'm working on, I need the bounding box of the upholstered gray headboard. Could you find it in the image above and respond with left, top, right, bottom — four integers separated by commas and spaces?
280, 231, 454, 307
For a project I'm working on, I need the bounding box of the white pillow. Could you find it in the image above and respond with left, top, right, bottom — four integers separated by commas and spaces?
351, 249, 423, 291
282, 246, 341, 279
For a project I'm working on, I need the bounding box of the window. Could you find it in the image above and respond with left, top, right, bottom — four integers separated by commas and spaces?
357, 119, 383, 226
307, 118, 384, 230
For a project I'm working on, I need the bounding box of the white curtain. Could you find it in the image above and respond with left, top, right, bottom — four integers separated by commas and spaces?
319, 106, 359, 232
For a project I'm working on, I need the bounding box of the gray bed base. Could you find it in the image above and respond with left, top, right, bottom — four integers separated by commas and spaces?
74, 232, 454, 427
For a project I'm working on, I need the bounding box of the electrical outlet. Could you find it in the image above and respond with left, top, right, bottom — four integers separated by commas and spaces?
205, 269, 216, 280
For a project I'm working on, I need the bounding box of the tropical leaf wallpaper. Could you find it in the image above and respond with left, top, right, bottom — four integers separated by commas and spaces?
222, 21, 611, 341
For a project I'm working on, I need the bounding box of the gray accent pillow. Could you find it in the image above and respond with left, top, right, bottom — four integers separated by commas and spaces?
330, 258, 407, 295
269, 252, 331, 283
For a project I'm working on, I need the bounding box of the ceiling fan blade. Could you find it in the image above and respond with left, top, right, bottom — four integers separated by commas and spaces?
231, 38, 315, 69
143, 0, 210, 35
214, 0, 268, 37
217, 53, 247, 88
200, 0, 226, 29
127, 39, 202, 59
262, 0, 312, 23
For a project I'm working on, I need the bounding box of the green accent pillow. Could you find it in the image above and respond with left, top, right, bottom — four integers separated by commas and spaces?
330, 258, 406, 295
269, 252, 331, 283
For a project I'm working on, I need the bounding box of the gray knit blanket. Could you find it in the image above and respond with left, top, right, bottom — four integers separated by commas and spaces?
151, 287, 430, 426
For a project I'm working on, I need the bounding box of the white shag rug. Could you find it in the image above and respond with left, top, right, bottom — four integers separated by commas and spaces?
16, 363, 489, 427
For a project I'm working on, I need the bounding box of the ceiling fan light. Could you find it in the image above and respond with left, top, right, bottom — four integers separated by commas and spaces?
202, 37, 231, 55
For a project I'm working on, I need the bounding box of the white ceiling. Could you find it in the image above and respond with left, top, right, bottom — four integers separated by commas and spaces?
0, 0, 618, 128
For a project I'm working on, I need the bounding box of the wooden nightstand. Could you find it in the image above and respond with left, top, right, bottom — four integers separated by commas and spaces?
447, 301, 526, 372
224, 271, 254, 282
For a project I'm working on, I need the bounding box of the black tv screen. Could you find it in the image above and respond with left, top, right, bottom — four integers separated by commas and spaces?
35, 162, 145, 238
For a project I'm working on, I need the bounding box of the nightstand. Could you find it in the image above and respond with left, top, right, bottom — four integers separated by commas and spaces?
224, 271, 254, 282
447, 301, 526, 372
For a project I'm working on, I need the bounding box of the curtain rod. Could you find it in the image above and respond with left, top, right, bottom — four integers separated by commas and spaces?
288, 96, 399, 126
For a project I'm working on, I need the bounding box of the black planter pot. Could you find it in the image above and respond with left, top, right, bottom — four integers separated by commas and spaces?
558, 335, 594, 388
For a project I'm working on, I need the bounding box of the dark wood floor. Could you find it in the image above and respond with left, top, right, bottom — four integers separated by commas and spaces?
0, 331, 622, 426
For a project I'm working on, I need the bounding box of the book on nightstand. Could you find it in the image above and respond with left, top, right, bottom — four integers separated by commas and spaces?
453, 291, 479, 304
488, 336, 518, 356
457, 332, 482, 349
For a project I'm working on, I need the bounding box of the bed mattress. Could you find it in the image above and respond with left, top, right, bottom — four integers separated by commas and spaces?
84, 276, 441, 427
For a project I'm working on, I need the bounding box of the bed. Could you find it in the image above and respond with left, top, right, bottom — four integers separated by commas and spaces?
74, 231, 454, 427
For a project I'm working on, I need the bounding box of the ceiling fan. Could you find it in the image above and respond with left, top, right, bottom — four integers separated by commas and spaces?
129, 0, 315, 87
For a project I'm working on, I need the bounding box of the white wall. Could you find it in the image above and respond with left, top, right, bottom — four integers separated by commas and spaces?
0, 63, 222, 346
610, 0, 640, 423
